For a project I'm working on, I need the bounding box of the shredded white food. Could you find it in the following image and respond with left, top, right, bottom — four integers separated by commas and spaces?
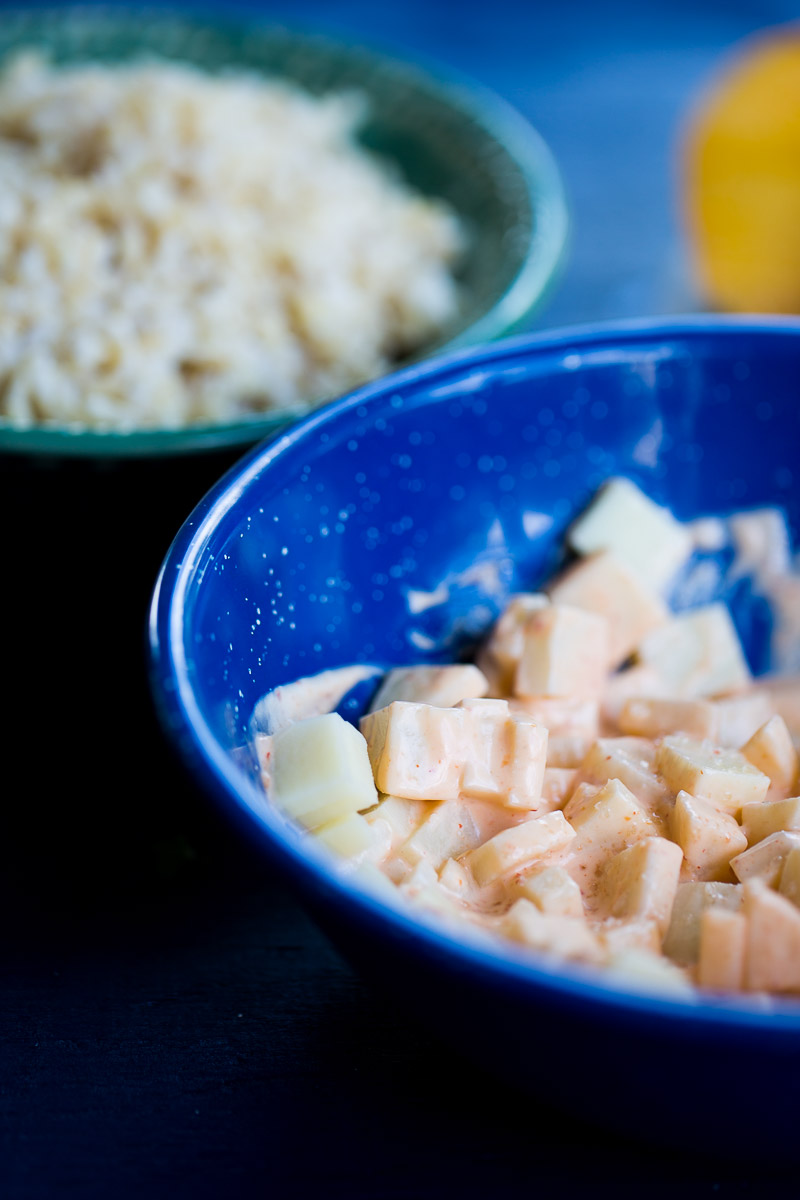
0, 52, 464, 431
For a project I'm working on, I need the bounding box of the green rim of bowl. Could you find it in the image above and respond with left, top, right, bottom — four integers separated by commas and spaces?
0, 7, 568, 459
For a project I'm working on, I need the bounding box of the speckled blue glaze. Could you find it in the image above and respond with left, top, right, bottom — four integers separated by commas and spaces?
150, 317, 800, 1153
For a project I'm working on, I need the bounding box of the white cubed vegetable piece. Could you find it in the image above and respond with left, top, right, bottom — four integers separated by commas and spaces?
364, 795, 429, 848
741, 796, 800, 846
315, 811, 390, 861
779, 847, 800, 908
457, 698, 548, 809
446, 698, 508, 803
509, 695, 599, 738
697, 908, 747, 992
741, 716, 799, 795
360, 699, 548, 809
399, 799, 481, 871
409, 888, 470, 922
270, 713, 378, 830
404, 886, 459, 919
438, 857, 481, 903
400, 862, 467, 919
564, 778, 661, 885
636, 604, 751, 698
500, 900, 600, 961
251, 665, 381, 735
512, 864, 584, 917
597, 918, 661, 957
547, 550, 668, 666
315, 811, 373, 857
711, 691, 774, 748
567, 476, 692, 591
514, 604, 610, 698
601, 663, 666, 728
761, 675, 800, 740
466, 811, 575, 886
619, 697, 717, 740
578, 737, 669, 813
564, 777, 660, 841
464, 797, 545, 846
614, 686, 767, 748
360, 701, 465, 801
599, 837, 683, 934
540, 767, 578, 810
546, 736, 592, 769
668, 790, 747, 881
662, 881, 742, 965
346, 861, 403, 905
603, 949, 692, 994
368, 664, 488, 712
563, 781, 600, 814
743, 879, 800, 993
399, 860, 439, 894
730, 830, 800, 887
476, 593, 550, 695
656, 736, 770, 815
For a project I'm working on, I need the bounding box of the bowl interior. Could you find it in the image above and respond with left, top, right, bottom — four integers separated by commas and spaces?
0, 7, 567, 459
152, 320, 800, 1035
165, 320, 800, 751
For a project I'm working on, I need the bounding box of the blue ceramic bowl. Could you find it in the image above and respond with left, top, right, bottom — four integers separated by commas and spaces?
150, 318, 800, 1154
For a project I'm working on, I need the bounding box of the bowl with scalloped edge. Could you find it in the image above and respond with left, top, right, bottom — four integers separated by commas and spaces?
149, 317, 800, 1156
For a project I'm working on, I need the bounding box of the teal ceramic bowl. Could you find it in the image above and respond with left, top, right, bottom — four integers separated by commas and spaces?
0, 6, 568, 460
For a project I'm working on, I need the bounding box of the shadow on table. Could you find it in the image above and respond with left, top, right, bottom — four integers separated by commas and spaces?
2, 441, 269, 934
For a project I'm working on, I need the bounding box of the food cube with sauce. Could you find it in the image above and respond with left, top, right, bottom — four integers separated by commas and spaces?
255, 480, 800, 999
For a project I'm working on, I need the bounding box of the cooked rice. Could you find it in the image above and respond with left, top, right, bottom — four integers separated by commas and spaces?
0, 52, 463, 431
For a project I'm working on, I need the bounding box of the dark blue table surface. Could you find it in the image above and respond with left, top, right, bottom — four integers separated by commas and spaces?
4, 2, 799, 1196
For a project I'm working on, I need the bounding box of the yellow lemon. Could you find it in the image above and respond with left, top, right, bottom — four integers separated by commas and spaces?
683, 25, 800, 312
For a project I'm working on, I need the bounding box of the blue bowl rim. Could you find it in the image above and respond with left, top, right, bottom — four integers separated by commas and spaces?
0, 4, 568, 460
150, 313, 800, 1038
